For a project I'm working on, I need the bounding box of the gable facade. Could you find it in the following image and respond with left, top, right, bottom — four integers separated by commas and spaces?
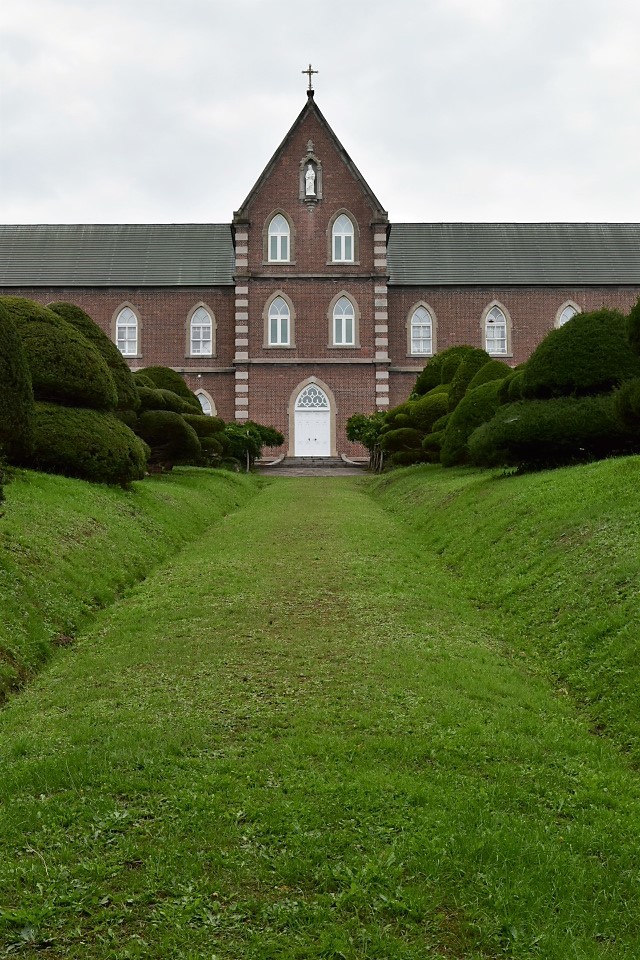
1, 93, 640, 457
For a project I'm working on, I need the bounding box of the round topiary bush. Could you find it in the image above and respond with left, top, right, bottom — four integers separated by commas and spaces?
138, 366, 201, 412
468, 394, 639, 470
431, 413, 450, 433
133, 372, 156, 389
412, 345, 477, 396
182, 413, 226, 437
383, 402, 415, 431
390, 450, 424, 467
199, 435, 224, 466
421, 430, 445, 463
3, 297, 118, 410
447, 348, 491, 411
0, 299, 35, 462
23, 402, 148, 485
407, 390, 449, 433
379, 427, 423, 454
522, 308, 640, 399
613, 379, 640, 428
440, 379, 504, 467
467, 358, 512, 392
135, 410, 201, 469
48, 302, 139, 411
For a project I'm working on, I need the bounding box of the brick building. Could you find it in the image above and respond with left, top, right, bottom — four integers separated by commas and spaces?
1, 91, 640, 457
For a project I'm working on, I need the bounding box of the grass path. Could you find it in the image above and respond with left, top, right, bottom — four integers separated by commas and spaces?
1, 477, 639, 958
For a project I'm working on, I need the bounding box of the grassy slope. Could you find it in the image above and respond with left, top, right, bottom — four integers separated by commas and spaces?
1, 475, 639, 958
0, 468, 259, 700
370, 457, 640, 763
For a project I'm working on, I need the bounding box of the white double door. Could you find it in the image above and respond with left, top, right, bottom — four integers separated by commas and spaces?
294, 409, 331, 457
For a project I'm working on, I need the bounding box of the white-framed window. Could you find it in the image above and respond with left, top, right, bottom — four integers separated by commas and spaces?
485, 305, 508, 355
268, 214, 290, 262
333, 296, 355, 345
115, 307, 138, 356
268, 296, 290, 346
557, 303, 579, 328
332, 214, 355, 262
410, 306, 433, 355
190, 306, 213, 356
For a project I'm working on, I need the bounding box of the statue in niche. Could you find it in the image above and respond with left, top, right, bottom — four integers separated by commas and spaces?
305, 162, 316, 196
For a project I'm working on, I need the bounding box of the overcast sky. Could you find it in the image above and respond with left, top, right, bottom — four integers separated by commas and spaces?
1, 0, 639, 225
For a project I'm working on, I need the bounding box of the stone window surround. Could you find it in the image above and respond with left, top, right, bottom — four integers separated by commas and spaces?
194, 388, 217, 416
263, 209, 296, 265
555, 299, 581, 328
327, 290, 360, 348
112, 301, 142, 359
481, 300, 513, 357
327, 209, 360, 265
263, 290, 296, 348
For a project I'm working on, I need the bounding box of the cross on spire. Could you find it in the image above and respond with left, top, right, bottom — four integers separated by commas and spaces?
302, 63, 318, 92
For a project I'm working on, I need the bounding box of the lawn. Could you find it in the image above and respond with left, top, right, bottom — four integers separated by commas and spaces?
0, 467, 639, 958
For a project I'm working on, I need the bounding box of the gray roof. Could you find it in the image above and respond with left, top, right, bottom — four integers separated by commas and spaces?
0, 224, 235, 286
388, 223, 640, 285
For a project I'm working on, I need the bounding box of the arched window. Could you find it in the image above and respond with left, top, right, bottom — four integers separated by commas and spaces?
268, 296, 290, 346
268, 214, 290, 262
115, 306, 138, 356
557, 303, 579, 327
333, 296, 355, 346
332, 214, 355, 262
485, 305, 508, 355
410, 306, 434, 355
196, 390, 216, 416
189, 306, 213, 356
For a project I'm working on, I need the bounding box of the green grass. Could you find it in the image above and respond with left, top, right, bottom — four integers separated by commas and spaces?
0, 468, 259, 700
370, 458, 640, 763
1, 468, 640, 957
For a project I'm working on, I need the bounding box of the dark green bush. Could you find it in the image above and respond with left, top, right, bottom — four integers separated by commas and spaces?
522, 308, 640, 399
421, 430, 445, 463
139, 366, 201, 412
245, 421, 285, 449
467, 358, 512, 392
469, 394, 639, 470
136, 386, 194, 414
413, 346, 477, 396
440, 379, 504, 467
133, 372, 156, 389
48, 302, 139, 411
613, 379, 640, 428
199, 435, 224, 466
182, 413, 226, 438
383, 402, 415, 431
3, 297, 117, 410
23, 402, 148, 485
431, 413, 450, 433
0, 299, 35, 462
390, 450, 424, 467
407, 390, 449, 433
379, 427, 423, 454
626, 297, 640, 355
135, 410, 201, 469
448, 349, 491, 411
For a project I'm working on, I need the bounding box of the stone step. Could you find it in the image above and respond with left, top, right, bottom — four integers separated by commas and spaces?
281, 457, 347, 469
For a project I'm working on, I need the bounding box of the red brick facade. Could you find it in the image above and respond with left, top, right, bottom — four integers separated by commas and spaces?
3, 96, 640, 457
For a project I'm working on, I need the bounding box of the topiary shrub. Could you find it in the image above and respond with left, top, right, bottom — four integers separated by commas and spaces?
199, 435, 224, 466
379, 427, 423, 454
467, 358, 512, 392
468, 394, 639, 471
23, 403, 148, 485
48, 302, 139, 411
3, 296, 118, 410
135, 410, 201, 470
522, 308, 640, 399
0, 299, 35, 462
448, 349, 491, 411
440, 379, 504, 467
139, 366, 201, 412
390, 450, 424, 467
626, 296, 640, 355
421, 430, 445, 463
407, 390, 449, 433
613, 379, 640, 429
133, 372, 156, 389
412, 346, 477, 396
383, 402, 415, 431
182, 413, 226, 438
432, 413, 450, 433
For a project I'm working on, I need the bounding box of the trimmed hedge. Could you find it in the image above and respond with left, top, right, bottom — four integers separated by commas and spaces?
406, 390, 449, 433
469, 394, 639, 470
447, 349, 491, 411
613, 379, 640, 428
133, 372, 156, 389
522, 308, 640, 399
383, 402, 415, 431
390, 450, 424, 466
139, 366, 201, 412
136, 386, 195, 414
3, 297, 117, 410
135, 410, 201, 468
48, 302, 139, 411
626, 297, 640, 355
379, 427, 423, 454
467, 358, 512, 392
421, 429, 445, 463
182, 413, 226, 438
0, 299, 34, 461
440, 379, 504, 467
23, 403, 148, 485
413, 345, 477, 396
